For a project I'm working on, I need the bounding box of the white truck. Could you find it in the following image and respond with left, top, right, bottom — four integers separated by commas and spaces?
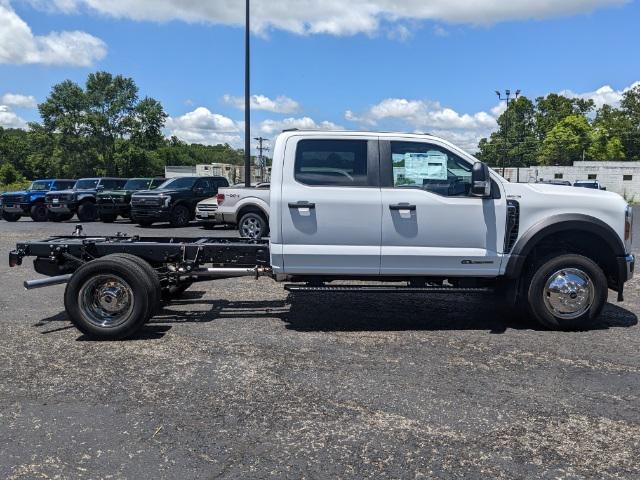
10, 130, 635, 339
196, 183, 270, 238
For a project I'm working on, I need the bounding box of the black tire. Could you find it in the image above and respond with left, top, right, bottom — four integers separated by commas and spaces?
525, 254, 608, 330
238, 212, 269, 239
162, 282, 193, 300
2, 211, 21, 222
77, 202, 98, 222
49, 212, 74, 222
100, 213, 117, 223
108, 254, 161, 319
64, 255, 156, 339
169, 204, 191, 228
30, 203, 49, 222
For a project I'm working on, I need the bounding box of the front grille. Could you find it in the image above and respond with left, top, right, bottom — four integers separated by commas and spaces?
504, 200, 520, 253
197, 204, 218, 212
3, 195, 23, 203
132, 196, 162, 207
98, 197, 125, 204
47, 193, 73, 202
132, 204, 159, 211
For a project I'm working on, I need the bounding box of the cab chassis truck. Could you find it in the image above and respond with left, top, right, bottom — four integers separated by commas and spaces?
9, 131, 635, 340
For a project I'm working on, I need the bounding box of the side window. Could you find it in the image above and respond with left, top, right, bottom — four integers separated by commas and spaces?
151, 179, 165, 189
295, 139, 369, 187
101, 180, 125, 190
195, 179, 213, 191
391, 142, 473, 197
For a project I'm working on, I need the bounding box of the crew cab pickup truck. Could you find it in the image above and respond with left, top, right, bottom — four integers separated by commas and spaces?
196, 183, 270, 237
10, 130, 635, 340
97, 177, 166, 223
131, 176, 229, 227
1, 179, 76, 222
46, 178, 128, 222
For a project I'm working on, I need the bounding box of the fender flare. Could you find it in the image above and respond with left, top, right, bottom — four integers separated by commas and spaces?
505, 213, 625, 279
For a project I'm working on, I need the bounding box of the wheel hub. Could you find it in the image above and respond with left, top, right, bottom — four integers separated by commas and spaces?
79, 275, 134, 328
543, 268, 594, 320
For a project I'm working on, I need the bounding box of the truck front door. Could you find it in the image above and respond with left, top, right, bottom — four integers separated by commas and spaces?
278, 136, 382, 275
379, 138, 506, 277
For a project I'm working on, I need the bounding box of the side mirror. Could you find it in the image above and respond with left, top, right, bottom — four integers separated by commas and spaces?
471, 162, 492, 198
96, 185, 104, 192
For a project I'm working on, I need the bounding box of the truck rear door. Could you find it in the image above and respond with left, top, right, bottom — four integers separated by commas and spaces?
278, 136, 382, 275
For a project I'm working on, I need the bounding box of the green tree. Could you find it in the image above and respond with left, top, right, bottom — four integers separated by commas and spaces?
539, 115, 593, 165
619, 84, 640, 161
535, 93, 594, 141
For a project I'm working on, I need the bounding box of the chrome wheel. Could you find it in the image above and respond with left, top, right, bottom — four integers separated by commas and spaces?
240, 216, 263, 238
543, 268, 595, 320
78, 274, 134, 328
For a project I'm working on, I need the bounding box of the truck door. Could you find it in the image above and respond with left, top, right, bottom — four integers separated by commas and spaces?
379, 139, 506, 276
278, 136, 382, 275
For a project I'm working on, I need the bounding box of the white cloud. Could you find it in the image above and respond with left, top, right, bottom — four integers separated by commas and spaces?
30, 0, 629, 36
0, 1, 106, 66
559, 81, 640, 109
258, 117, 343, 136
223, 94, 300, 114
1, 93, 37, 108
0, 105, 28, 129
165, 107, 243, 146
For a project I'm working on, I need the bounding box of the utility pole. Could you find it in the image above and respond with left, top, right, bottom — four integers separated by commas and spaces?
495, 89, 521, 178
254, 137, 270, 182
244, 0, 251, 187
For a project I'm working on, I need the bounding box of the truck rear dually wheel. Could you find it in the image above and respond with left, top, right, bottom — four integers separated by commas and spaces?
526, 254, 607, 330
64, 255, 157, 339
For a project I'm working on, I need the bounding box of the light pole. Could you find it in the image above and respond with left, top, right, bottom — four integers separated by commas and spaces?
244, 0, 251, 187
495, 89, 521, 178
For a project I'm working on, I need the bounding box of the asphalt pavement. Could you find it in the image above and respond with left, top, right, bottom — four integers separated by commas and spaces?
1, 218, 639, 479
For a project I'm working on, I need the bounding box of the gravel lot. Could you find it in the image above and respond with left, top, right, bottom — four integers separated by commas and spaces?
1, 218, 639, 479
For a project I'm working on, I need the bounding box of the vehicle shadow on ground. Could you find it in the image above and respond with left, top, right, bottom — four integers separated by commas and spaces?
34, 292, 638, 339
153, 291, 639, 334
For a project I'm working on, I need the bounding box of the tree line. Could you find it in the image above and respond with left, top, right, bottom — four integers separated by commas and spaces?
0, 71, 247, 189
476, 85, 640, 168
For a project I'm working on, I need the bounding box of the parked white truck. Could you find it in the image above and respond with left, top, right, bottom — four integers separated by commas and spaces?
11, 130, 635, 339
196, 183, 270, 238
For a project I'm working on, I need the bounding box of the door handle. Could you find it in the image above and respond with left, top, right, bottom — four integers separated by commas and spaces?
389, 204, 416, 212
288, 201, 316, 209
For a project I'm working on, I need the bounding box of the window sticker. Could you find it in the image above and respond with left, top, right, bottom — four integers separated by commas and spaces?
404, 151, 448, 182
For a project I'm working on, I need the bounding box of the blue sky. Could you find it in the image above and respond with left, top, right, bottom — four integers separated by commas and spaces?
1, 0, 639, 152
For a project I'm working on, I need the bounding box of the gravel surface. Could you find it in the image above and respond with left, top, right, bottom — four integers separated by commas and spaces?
1, 219, 639, 479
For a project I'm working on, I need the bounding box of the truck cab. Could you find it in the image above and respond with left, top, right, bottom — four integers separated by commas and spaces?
1, 179, 76, 222
45, 178, 128, 222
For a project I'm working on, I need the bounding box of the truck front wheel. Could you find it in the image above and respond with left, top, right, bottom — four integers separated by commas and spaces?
526, 254, 607, 330
64, 256, 157, 339
2, 211, 21, 222
30, 203, 49, 222
77, 202, 98, 222
169, 205, 191, 228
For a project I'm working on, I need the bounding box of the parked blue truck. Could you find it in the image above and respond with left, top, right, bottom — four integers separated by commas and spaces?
1, 179, 76, 222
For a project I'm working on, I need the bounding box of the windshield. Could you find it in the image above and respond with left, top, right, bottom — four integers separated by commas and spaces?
123, 179, 151, 191
75, 179, 99, 190
29, 181, 52, 191
157, 177, 197, 190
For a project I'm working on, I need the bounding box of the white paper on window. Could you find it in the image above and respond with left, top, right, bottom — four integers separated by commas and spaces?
404, 152, 448, 182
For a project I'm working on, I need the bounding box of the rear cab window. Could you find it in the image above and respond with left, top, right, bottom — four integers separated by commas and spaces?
294, 139, 373, 187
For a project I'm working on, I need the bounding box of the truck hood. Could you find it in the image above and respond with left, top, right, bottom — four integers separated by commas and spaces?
49, 189, 96, 195
2, 190, 29, 197
502, 181, 628, 245
98, 190, 135, 197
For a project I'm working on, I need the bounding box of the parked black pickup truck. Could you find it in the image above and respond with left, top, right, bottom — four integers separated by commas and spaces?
97, 177, 165, 223
46, 178, 128, 222
131, 176, 229, 227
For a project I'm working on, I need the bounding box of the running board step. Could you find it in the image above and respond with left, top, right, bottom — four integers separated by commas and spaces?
284, 285, 494, 294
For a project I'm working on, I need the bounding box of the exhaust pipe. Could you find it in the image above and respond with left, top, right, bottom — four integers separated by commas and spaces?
24, 274, 73, 290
